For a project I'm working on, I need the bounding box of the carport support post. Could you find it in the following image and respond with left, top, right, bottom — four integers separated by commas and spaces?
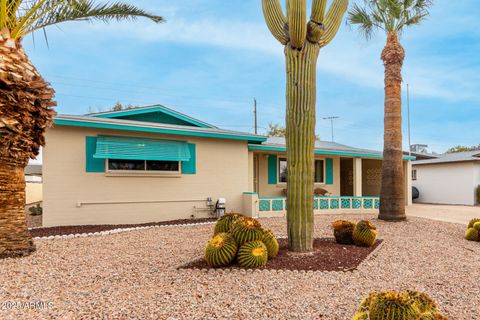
405, 160, 413, 206
353, 158, 363, 197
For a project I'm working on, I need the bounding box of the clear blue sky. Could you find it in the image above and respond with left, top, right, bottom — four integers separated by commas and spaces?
25, 0, 480, 154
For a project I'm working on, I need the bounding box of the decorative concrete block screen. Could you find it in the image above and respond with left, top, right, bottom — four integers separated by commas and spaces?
257, 196, 380, 218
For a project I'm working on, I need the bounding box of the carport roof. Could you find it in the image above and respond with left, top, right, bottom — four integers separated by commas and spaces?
413, 150, 480, 165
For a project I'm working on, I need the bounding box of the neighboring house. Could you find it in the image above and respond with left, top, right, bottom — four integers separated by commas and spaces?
42, 105, 414, 227
412, 151, 480, 206
25, 164, 43, 204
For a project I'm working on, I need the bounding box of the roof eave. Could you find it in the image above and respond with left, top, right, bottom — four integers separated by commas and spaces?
54, 116, 266, 143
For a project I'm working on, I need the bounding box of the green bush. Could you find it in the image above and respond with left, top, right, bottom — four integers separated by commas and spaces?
28, 203, 42, 216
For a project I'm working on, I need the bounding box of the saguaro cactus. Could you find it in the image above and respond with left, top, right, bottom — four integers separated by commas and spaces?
262, 0, 348, 251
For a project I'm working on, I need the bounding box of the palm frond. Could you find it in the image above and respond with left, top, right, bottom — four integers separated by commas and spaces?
347, 0, 433, 40
5, 0, 163, 39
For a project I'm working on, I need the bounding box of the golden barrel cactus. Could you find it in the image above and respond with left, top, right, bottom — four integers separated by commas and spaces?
353, 220, 378, 247
261, 228, 279, 258
231, 217, 263, 245
332, 220, 356, 244
204, 233, 238, 268
467, 218, 480, 228
237, 240, 268, 269
465, 228, 479, 242
213, 213, 244, 235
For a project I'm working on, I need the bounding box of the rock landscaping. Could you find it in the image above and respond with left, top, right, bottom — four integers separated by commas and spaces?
0, 214, 477, 319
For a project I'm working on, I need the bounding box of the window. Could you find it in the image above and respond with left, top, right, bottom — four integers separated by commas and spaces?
279, 158, 288, 183
107, 159, 180, 174
278, 158, 325, 183
412, 169, 417, 181
314, 160, 325, 183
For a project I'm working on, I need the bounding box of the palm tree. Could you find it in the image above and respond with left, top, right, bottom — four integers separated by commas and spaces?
0, 0, 162, 259
347, 0, 432, 221
262, 0, 348, 251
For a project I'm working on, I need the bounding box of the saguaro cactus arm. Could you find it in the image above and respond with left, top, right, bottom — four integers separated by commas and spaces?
318, 0, 349, 47
286, 0, 307, 48
262, 0, 289, 45
311, 0, 327, 23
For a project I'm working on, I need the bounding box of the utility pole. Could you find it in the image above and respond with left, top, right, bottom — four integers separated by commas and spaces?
407, 84, 412, 157
323, 116, 339, 142
253, 98, 258, 135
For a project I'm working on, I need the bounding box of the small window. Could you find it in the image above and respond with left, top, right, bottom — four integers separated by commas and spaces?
107, 159, 180, 174
314, 160, 325, 183
279, 158, 288, 183
278, 158, 325, 183
412, 169, 417, 181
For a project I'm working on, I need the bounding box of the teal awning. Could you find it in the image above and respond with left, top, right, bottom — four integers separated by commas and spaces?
93, 136, 191, 161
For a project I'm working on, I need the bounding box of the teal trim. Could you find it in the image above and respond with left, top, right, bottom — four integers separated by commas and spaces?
259, 196, 286, 200
85, 136, 105, 173
267, 155, 277, 185
326, 158, 334, 185
94, 106, 213, 128
248, 145, 415, 160
314, 196, 379, 199
93, 136, 191, 161
243, 192, 258, 195
182, 143, 196, 174
54, 118, 267, 143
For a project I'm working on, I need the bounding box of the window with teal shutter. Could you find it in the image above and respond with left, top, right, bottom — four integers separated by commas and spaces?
182, 143, 196, 174
85, 136, 105, 172
268, 155, 277, 184
326, 158, 334, 185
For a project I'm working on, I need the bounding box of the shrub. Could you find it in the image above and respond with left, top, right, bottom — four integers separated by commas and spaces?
28, 203, 42, 216
352, 220, 378, 247
237, 240, 268, 269
476, 185, 480, 205
204, 233, 238, 268
465, 228, 479, 242
213, 213, 244, 235
261, 228, 279, 258
332, 220, 356, 245
352, 291, 446, 320
230, 217, 263, 245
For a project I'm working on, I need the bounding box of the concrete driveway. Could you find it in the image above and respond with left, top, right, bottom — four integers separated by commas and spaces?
407, 203, 480, 225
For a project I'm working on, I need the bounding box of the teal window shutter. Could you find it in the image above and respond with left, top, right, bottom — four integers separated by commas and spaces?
268, 155, 277, 184
326, 158, 334, 185
182, 143, 196, 174
86, 136, 105, 172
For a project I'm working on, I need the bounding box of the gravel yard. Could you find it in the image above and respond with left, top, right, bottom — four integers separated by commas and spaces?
0, 214, 478, 320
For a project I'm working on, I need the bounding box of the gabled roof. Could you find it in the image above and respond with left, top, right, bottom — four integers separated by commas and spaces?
248, 137, 416, 160
54, 114, 266, 143
413, 150, 480, 165
25, 164, 42, 176
87, 105, 217, 129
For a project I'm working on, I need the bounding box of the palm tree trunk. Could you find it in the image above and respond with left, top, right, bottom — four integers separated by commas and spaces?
379, 32, 406, 221
285, 42, 320, 251
0, 28, 56, 258
0, 161, 35, 258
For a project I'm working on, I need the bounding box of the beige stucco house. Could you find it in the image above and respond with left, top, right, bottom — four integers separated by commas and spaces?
413, 151, 480, 206
42, 105, 414, 227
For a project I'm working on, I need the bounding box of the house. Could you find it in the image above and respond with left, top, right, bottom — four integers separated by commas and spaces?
412, 151, 480, 206
42, 105, 414, 227
25, 164, 43, 204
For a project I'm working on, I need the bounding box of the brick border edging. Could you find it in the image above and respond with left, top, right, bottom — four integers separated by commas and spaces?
32, 221, 216, 241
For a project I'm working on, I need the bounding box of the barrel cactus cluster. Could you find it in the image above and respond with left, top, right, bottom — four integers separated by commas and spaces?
465, 218, 480, 242
352, 290, 447, 320
204, 214, 279, 269
332, 219, 378, 247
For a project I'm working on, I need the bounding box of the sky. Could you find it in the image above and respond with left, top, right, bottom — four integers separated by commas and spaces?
24, 0, 480, 161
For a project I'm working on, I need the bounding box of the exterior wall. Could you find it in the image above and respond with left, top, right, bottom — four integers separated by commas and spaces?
26, 183, 43, 204
412, 162, 476, 206
256, 153, 341, 197
474, 163, 480, 204
43, 126, 250, 226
